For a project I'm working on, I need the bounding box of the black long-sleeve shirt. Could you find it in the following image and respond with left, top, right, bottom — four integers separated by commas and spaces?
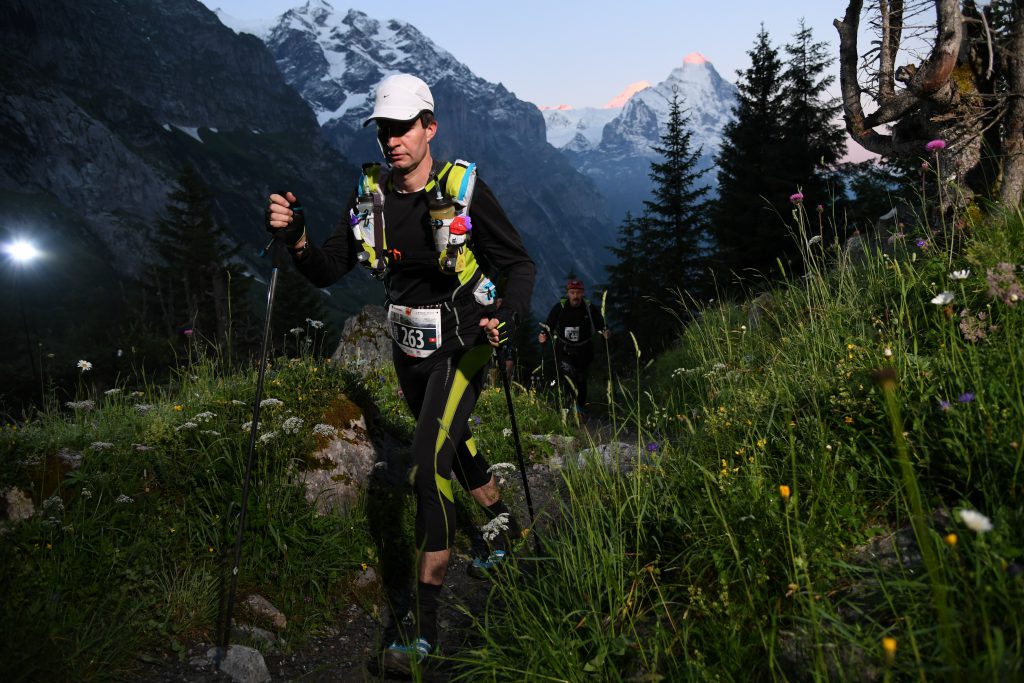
294, 163, 535, 321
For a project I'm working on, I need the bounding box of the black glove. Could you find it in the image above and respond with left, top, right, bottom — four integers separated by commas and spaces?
265, 194, 306, 246
490, 308, 517, 348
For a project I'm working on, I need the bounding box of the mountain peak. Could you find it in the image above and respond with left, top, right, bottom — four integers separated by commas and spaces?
603, 81, 651, 109
683, 52, 710, 65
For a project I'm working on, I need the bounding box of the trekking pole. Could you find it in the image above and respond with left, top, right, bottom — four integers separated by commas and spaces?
215, 233, 287, 664
497, 345, 541, 556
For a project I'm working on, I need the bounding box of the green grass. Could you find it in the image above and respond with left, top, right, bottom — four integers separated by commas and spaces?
2, 205, 1022, 682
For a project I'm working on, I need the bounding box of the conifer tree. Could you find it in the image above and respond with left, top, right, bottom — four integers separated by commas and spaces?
150, 165, 254, 361
643, 94, 711, 302
780, 19, 846, 212
711, 26, 790, 284
603, 212, 664, 352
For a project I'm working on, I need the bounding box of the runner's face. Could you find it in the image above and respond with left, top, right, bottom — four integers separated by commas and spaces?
377, 117, 435, 174
567, 289, 584, 306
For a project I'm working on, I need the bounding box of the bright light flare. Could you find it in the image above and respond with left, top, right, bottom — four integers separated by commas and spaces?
3, 240, 41, 263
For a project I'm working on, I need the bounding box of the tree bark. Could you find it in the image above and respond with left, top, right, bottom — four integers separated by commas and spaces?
999, 0, 1024, 206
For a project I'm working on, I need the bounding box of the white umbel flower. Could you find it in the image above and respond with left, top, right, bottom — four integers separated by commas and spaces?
949, 269, 970, 280
958, 509, 993, 533
930, 291, 955, 305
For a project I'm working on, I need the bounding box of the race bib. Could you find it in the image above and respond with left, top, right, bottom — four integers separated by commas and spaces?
388, 305, 442, 358
564, 326, 581, 343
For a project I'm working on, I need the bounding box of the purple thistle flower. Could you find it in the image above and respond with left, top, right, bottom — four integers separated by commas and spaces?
938, 399, 953, 412
916, 239, 929, 249
789, 192, 804, 204
472, 415, 482, 425
926, 139, 946, 152
646, 442, 660, 452
958, 392, 975, 403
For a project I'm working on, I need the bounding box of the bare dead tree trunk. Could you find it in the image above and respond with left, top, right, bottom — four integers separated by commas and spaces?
999, 0, 1024, 206
835, 0, 1024, 209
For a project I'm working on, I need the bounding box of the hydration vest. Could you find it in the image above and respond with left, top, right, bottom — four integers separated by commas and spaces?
349, 159, 481, 287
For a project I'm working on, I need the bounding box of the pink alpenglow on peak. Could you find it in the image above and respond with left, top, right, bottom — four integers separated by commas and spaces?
603, 81, 651, 109
538, 104, 574, 111
684, 52, 710, 65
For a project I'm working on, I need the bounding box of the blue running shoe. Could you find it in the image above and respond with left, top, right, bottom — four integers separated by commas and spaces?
467, 549, 507, 579
383, 637, 431, 673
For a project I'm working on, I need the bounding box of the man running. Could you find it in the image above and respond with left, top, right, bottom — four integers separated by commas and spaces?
265, 73, 535, 672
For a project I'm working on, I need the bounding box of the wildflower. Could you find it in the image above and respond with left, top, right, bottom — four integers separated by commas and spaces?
958, 392, 975, 403
43, 494, 65, 514
231, 399, 246, 406
930, 291, 955, 306
779, 485, 791, 501
282, 416, 304, 435
959, 309, 991, 343
950, 269, 970, 280
807, 235, 821, 246
471, 415, 482, 425
502, 427, 513, 438
104, 388, 121, 396
241, 421, 255, 432
115, 494, 134, 504
174, 405, 183, 411
756, 437, 767, 449
646, 442, 660, 452
986, 262, 1022, 306
77, 360, 92, 372
200, 430, 220, 436
844, 416, 854, 425
883, 347, 893, 358
487, 462, 517, 475
925, 139, 946, 152
882, 636, 898, 663
290, 327, 304, 335
174, 422, 198, 432
65, 399, 95, 411
313, 423, 338, 438
260, 398, 283, 409
259, 431, 278, 443
194, 411, 216, 423
886, 231, 905, 245
183, 328, 194, 336
944, 533, 958, 546
958, 509, 993, 533
90, 441, 114, 450
920, 161, 930, 171
816, 204, 824, 214
306, 318, 324, 329
81, 488, 93, 499
916, 239, 929, 249
481, 513, 510, 542
789, 192, 804, 204
134, 443, 153, 452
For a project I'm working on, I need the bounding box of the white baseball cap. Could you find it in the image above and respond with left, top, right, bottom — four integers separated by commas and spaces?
363, 74, 434, 127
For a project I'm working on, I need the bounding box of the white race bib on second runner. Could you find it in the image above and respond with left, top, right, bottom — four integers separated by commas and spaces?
388, 305, 442, 358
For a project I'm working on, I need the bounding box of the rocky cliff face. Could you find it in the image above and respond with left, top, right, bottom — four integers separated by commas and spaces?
252, 2, 617, 305
0, 0, 357, 290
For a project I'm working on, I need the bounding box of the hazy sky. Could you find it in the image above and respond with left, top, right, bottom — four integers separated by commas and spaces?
199, 0, 851, 108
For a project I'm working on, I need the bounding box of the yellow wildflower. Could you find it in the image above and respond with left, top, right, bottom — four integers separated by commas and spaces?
779, 485, 791, 501
882, 636, 897, 663
174, 405, 184, 411
944, 533, 958, 547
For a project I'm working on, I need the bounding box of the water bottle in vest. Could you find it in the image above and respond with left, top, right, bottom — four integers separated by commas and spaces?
428, 188, 455, 253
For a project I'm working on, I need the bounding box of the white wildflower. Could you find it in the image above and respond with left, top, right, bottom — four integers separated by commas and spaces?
481, 513, 510, 542
289, 327, 304, 335
282, 416, 304, 435
43, 494, 65, 514
194, 411, 216, 423
259, 431, 278, 443
373, 461, 388, 470
241, 421, 256, 432
313, 423, 338, 438
81, 488, 93, 499
200, 430, 220, 437
502, 428, 513, 438
104, 388, 121, 396
134, 444, 153, 452
260, 398, 283, 409
77, 360, 93, 372
487, 463, 517, 475
115, 494, 134, 504
931, 291, 955, 305
134, 403, 154, 414
713, 362, 727, 371
174, 421, 198, 432
306, 318, 324, 329
958, 509, 993, 533
65, 400, 96, 411
807, 235, 822, 246
129, 391, 145, 397
90, 441, 114, 450
883, 347, 893, 358
231, 399, 246, 406
950, 269, 970, 280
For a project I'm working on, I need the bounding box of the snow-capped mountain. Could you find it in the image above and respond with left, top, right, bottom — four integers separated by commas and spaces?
540, 81, 651, 151
232, 0, 617, 305
547, 54, 738, 219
